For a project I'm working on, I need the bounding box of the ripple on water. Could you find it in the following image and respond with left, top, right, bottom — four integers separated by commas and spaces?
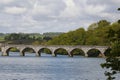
0, 53, 119, 80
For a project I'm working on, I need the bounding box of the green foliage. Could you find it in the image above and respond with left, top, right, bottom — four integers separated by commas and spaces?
100, 19, 120, 80
110, 41, 120, 57
87, 49, 101, 57
86, 20, 110, 45
2, 33, 59, 45
47, 28, 86, 45
101, 41, 120, 80
54, 48, 68, 55
107, 22, 120, 42
43, 32, 64, 37
0, 33, 6, 42
23, 48, 35, 53
43, 36, 52, 41
97, 20, 110, 28
9, 48, 19, 52
32, 41, 41, 45
44, 49, 51, 54
71, 49, 85, 56
101, 57, 120, 80
39, 48, 51, 54
4, 33, 33, 41
104, 48, 111, 56
88, 23, 98, 30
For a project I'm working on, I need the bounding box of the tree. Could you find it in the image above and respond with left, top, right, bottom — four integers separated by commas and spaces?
101, 9, 120, 80
97, 20, 110, 28
101, 41, 120, 80
88, 23, 98, 30
43, 36, 52, 41
86, 20, 111, 45
47, 28, 86, 45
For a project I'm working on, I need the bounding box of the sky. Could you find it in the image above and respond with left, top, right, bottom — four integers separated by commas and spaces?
0, 0, 120, 33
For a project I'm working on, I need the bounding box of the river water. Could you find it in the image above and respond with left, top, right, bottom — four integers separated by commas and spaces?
0, 52, 119, 80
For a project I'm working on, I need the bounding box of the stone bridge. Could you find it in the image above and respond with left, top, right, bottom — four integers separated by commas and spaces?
0, 43, 110, 57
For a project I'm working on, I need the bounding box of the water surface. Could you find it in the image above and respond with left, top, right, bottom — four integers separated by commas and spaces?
0, 52, 119, 80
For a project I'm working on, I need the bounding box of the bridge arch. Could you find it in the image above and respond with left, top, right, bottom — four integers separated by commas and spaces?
21, 47, 36, 56
54, 48, 68, 57
5, 47, 20, 56
38, 48, 52, 56
70, 48, 85, 57
87, 48, 101, 57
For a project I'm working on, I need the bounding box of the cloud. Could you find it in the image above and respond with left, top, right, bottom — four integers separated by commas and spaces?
4, 6, 27, 14
0, 0, 14, 4
60, 0, 80, 18
0, 0, 119, 33
85, 5, 106, 15
32, 5, 52, 15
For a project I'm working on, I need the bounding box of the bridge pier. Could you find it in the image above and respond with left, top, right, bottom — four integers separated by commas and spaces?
68, 54, 73, 57
84, 53, 88, 57
51, 49, 57, 57
52, 53, 57, 57
68, 51, 73, 57
36, 52, 41, 57
1, 47, 8, 56
83, 50, 89, 57
20, 53, 25, 56
2, 52, 8, 56
100, 53, 106, 58
19, 50, 25, 56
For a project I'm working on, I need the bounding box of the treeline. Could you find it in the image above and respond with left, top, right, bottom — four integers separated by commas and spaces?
47, 20, 120, 46
0, 32, 63, 45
